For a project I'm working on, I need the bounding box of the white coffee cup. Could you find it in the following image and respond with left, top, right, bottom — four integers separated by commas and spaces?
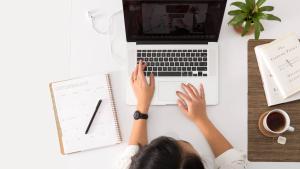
263, 109, 295, 134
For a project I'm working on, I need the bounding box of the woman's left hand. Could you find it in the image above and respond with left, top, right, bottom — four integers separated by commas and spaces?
131, 60, 155, 113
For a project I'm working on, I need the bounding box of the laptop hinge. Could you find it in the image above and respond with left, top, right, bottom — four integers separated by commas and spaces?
136, 41, 209, 45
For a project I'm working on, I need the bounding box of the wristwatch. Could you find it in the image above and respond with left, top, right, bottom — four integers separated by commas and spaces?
133, 110, 148, 120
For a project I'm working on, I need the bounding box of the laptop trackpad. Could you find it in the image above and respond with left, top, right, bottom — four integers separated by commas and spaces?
158, 81, 182, 102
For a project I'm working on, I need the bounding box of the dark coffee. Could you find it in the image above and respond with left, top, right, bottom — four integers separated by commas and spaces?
266, 112, 286, 132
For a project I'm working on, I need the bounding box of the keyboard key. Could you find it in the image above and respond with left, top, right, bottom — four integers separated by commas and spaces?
147, 53, 151, 57
200, 62, 207, 66
203, 58, 207, 61
137, 53, 141, 57
203, 49, 207, 52
197, 67, 207, 71
198, 57, 202, 61
169, 58, 174, 61
155, 62, 159, 66
172, 67, 176, 71
164, 58, 168, 61
142, 53, 146, 57
153, 67, 157, 71
193, 58, 197, 61
176, 53, 180, 57
182, 67, 187, 71
167, 53, 170, 57
186, 53, 191, 57
178, 50, 182, 52
185, 62, 189, 66
178, 67, 182, 71
179, 58, 183, 61
191, 53, 195, 57
193, 50, 197, 52
163, 67, 167, 71
174, 58, 178, 61
160, 62, 164, 66
152, 53, 156, 57
158, 72, 181, 76
159, 58, 163, 61
188, 72, 192, 76
137, 50, 141, 52
196, 53, 200, 57
182, 72, 188, 76
188, 50, 192, 52
154, 58, 158, 61
187, 67, 191, 71
158, 67, 162, 71
180, 62, 184, 66
198, 72, 202, 76
170, 62, 174, 66
171, 53, 175, 57
192, 67, 196, 71
201, 53, 207, 57
157, 53, 161, 57
168, 67, 172, 71
203, 73, 207, 76
162, 53, 166, 57
181, 53, 185, 57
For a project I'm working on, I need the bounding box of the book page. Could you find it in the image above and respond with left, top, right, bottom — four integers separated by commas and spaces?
255, 45, 300, 106
261, 33, 300, 98
51, 74, 120, 154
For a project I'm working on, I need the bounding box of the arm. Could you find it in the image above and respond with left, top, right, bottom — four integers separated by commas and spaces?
128, 60, 155, 146
176, 83, 232, 157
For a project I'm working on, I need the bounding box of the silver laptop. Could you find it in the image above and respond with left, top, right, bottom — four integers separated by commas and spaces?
123, 0, 227, 105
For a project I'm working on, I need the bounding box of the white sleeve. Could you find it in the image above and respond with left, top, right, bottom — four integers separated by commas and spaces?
215, 149, 247, 169
114, 145, 140, 169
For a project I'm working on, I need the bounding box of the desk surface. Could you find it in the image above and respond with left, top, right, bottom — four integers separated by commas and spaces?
248, 40, 300, 162
1, 0, 300, 169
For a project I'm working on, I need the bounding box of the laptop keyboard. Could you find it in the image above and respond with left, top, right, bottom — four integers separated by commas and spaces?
136, 49, 208, 77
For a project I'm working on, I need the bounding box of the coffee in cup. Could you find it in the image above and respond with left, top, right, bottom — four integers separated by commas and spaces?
263, 109, 294, 134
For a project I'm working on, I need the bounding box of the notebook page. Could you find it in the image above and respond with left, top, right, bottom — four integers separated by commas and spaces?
52, 74, 120, 154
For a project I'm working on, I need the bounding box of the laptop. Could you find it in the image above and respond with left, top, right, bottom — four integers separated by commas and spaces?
123, 0, 227, 105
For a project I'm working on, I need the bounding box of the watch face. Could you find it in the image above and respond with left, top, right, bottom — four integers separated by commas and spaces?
134, 111, 140, 119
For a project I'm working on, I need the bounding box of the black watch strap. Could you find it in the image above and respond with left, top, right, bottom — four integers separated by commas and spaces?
133, 110, 148, 120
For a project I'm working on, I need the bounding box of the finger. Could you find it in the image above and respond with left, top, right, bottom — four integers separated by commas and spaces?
182, 83, 197, 98
177, 99, 188, 114
188, 83, 199, 96
176, 91, 191, 103
200, 83, 205, 99
130, 71, 135, 85
149, 72, 155, 88
137, 60, 146, 82
133, 64, 138, 80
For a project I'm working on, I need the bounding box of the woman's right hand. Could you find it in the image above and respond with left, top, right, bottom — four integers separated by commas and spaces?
176, 83, 208, 123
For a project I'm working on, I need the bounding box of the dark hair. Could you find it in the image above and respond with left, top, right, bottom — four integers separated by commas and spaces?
129, 136, 205, 169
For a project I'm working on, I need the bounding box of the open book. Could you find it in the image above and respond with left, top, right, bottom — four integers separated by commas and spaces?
255, 43, 300, 106
49, 74, 122, 154
255, 33, 300, 99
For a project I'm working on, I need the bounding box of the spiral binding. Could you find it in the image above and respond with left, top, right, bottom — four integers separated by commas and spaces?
105, 74, 122, 143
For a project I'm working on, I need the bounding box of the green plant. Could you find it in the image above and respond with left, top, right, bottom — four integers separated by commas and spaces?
228, 0, 281, 40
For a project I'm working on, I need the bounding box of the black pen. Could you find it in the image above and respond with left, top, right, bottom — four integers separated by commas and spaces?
85, 99, 102, 134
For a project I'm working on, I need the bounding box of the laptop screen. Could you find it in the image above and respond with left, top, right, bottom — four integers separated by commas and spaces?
123, 0, 227, 43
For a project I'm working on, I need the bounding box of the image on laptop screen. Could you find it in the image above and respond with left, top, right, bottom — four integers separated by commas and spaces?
123, 0, 226, 42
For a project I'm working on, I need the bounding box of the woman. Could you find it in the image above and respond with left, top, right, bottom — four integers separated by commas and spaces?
116, 61, 247, 169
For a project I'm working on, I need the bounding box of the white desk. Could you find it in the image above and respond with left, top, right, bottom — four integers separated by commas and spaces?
0, 0, 299, 169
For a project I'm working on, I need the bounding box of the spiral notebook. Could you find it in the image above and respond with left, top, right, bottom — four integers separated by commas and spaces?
49, 74, 122, 155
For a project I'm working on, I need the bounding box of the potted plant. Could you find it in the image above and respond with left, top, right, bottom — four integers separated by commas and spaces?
228, 0, 281, 40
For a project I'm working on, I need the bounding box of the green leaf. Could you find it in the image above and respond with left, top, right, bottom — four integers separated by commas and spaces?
228, 10, 244, 15
258, 13, 281, 21
253, 19, 261, 40
246, 0, 255, 9
242, 20, 251, 36
256, 0, 267, 7
259, 6, 274, 12
231, 2, 249, 12
228, 13, 247, 25
253, 18, 264, 31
